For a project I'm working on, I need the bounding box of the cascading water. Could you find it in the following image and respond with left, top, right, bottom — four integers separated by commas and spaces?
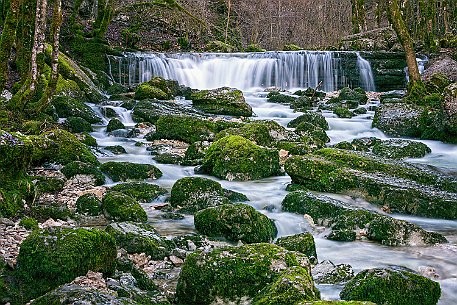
108, 51, 376, 92
356, 52, 376, 91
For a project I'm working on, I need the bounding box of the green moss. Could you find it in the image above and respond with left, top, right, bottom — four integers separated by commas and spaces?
102, 191, 147, 222
53, 96, 101, 124
283, 44, 302, 51
76, 194, 102, 216
19, 217, 38, 230
334, 107, 354, 118
64, 117, 93, 133
201, 135, 281, 181
151, 115, 217, 144
104, 145, 126, 154
175, 243, 312, 305
340, 268, 441, 305
267, 92, 297, 104
372, 139, 431, 159
61, 161, 105, 186
205, 40, 235, 52
135, 83, 168, 100
338, 87, 368, 104
106, 222, 172, 259
81, 132, 97, 147
275, 233, 317, 264
253, 266, 320, 305
191, 87, 252, 117
245, 44, 266, 52
35, 177, 65, 194
106, 118, 125, 132
287, 112, 329, 130
194, 204, 277, 243
0, 177, 34, 218
0, 131, 33, 179
15, 227, 117, 300
110, 182, 167, 202
99, 161, 162, 182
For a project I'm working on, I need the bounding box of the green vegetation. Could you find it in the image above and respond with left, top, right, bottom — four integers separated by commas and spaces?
76, 194, 103, 216
102, 191, 147, 222
110, 182, 167, 202
99, 161, 162, 182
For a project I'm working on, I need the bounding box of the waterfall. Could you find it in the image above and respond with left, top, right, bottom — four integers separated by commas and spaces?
108, 51, 377, 92
356, 52, 376, 91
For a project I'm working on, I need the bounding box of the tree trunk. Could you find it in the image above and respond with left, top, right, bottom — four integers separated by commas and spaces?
50, 0, 62, 84
386, 0, 421, 85
0, 0, 19, 90
225, 0, 231, 44
30, 0, 47, 92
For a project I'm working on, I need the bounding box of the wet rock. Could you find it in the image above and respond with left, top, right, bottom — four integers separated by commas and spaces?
312, 260, 354, 284
282, 191, 447, 246
104, 145, 127, 154
372, 103, 424, 137
340, 268, 441, 305
107, 118, 126, 132
100, 161, 162, 182
61, 161, 105, 186
76, 193, 103, 216
334, 107, 354, 118
275, 233, 317, 264
287, 112, 329, 130
175, 243, 313, 305
106, 222, 173, 260
53, 96, 101, 124
194, 203, 277, 243
371, 139, 431, 159
102, 192, 147, 222
200, 135, 281, 181
132, 100, 204, 124
182, 140, 211, 165
191, 87, 252, 117
64, 116, 93, 133
110, 182, 167, 202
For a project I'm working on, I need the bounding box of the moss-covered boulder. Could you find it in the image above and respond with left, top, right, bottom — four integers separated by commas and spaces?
76, 194, 103, 216
340, 268, 441, 305
61, 161, 105, 185
102, 191, 147, 222
100, 162, 162, 182
253, 266, 320, 305
275, 233, 317, 264
30, 129, 98, 165
53, 96, 101, 123
175, 243, 313, 305
371, 139, 431, 159
282, 191, 447, 246
105, 145, 127, 154
0, 131, 33, 178
150, 115, 217, 144
267, 91, 297, 104
64, 116, 93, 133
191, 87, 252, 117
110, 182, 167, 202
170, 177, 236, 214
334, 107, 354, 118
194, 204, 277, 243
135, 77, 179, 101
216, 120, 299, 147
15, 227, 116, 300
107, 118, 126, 132
135, 83, 169, 100
338, 87, 368, 105
334, 137, 382, 152
132, 99, 202, 124
106, 222, 172, 259
287, 112, 329, 130
201, 135, 281, 181
372, 103, 424, 137
19, 217, 39, 230
312, 260, 354, 284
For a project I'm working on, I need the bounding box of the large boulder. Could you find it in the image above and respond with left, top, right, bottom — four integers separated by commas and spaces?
191, 87, 252, 117
372, 103, 424, 137
53, 96, 101, 124
107, 118, 126, 132
99, 162, 162, 182
175, 243, 314, 305
110, 182, 167, 202
132, 100, 203, 124
194, 204, 277, 243
275, 233, 317, 264
371, 139, 431, 159
170, 177, 247, 214
340, 268, 441, 305
0, 131, 33, 178
106, 222, 172, 259
15, 227, 116, 299
102, 192, 147, 222
422, 56, 457, 83
287, 112, 329, 130
61, 161, 105, 186
134, 77, 179, 100
200, 135, 281, 181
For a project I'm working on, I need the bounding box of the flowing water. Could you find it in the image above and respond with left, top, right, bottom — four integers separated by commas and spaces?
93, 54, 457, 303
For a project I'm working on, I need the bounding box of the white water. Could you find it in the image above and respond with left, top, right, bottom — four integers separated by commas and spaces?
107, 51, 377, 92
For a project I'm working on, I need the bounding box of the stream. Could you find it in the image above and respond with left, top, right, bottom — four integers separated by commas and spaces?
90, 74, 457, 303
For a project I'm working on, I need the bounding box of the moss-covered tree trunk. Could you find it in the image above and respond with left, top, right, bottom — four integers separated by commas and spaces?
0, 0, 19, 90
30, 0, 47, 92
351, 0, 367, 34
387, 0, 421, 85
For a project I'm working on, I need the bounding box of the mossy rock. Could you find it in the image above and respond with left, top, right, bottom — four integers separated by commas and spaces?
110, 182, 167, 202
105, 145, 127, 154
216, 120, 297, 147
107, 83, 129, 95
61, 161, 105, 186
99, 161, 162, 182
175, 243, 313, 305
80, 132, 97, 147
29, 129, 98, 165
353, 107, 368, 115
194, 204, 277, 243
35, 177, 65, 194
295, 123, 330, 146
0, 131, 34, 178
312, 260, 354, 284
372, 139, 431, 159
132, 99, 202, 124
102, 191, 147, 222
182, 141, 210, 165
76, 194, 103, 216
53, 96, 101, 123
106, 118, 125, 132
19, 217, 39, 230
170, 177, 231, 214
15, 227, 117, 300
135, 84, 168, 101
253, 266, 320, 305
106, 222, 172, 260
150, 115, 217, 144
372, 103, 424, 138
0, 177, 35, 218
201, 135, 281, 181
275, 233, 317, 264
334, 137, 382, 152
267, 91, 297, 104
338, 87, 368, 104
64, 117, 93, 133
334, 107, 354, 118
287, 112, 329, 130
190, 87, 252, 117
340, 268, 441, 305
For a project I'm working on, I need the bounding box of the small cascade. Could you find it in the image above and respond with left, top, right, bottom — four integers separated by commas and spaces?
356, 52, 376, 91
107, 51, 362, 92
104, 105, 135, 127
